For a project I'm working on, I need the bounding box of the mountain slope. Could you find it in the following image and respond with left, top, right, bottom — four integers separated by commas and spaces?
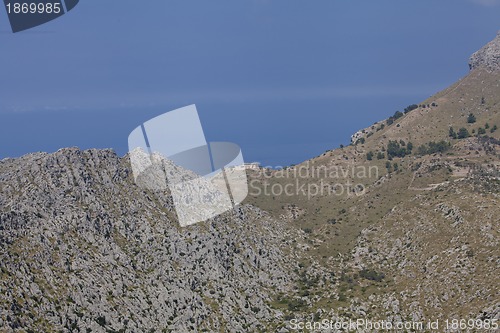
245, 32, 500, 327
0, 149, 305, 332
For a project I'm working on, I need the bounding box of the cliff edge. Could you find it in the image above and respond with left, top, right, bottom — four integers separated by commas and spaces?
469, 31, 500, 72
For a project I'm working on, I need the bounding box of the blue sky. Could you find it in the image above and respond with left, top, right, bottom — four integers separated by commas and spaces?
1, 0, 500, 166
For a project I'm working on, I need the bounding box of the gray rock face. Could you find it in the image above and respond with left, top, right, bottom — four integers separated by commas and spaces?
469, 31, 500, 72
0, 148, 303, 332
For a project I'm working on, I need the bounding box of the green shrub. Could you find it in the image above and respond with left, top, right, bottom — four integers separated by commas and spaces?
96, 316, 106, 327
393, 111, 404, 119
467, 113, 476, 123
287, 299, 306, 311
359, 269, 385, 282
417, 140, 450, 155
458, 127, 470, 139
404, 104, 418, 113
387, 140, 410, 158
355, 137, 365, 145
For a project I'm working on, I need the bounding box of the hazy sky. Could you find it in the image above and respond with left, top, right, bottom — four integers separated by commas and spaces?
1, 0, 500, 166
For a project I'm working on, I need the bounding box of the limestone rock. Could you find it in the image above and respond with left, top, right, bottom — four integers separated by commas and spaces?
469, 31, 500, 72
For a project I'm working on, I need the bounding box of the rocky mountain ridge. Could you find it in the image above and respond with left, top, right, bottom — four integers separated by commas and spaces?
469, 31, 500, 72
0, 148, 307, 332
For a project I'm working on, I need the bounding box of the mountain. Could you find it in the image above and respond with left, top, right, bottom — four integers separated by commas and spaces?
0, 148, 310, 332
470, 31, 500, 72
1, 32, 499, 332
246, 31, 500, 327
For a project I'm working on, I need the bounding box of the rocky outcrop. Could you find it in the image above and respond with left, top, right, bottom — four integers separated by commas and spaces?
349, 177, 500, 322
469, 31, 500, 72
0, 148, 304, 332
